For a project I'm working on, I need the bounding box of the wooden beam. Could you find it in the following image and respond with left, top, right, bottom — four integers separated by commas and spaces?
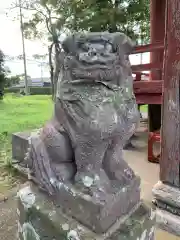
150, 0, 165, 81
135, 94, 162, 105
133, 80, 163, 94
133, 42, 164, 54
160, 0, 180, 187
132, 62, 162, 72
148, 0, 165, 133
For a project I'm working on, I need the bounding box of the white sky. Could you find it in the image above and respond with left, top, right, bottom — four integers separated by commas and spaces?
0, 0, 49, 78
0, 0, 149, 78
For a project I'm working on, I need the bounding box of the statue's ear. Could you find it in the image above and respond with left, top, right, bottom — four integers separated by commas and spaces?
113, 33, 135, 55
62, 35, 77, 54
122, 36, 135, 55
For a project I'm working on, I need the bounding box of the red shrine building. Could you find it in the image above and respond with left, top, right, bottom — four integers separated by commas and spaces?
131, 0, 180, 236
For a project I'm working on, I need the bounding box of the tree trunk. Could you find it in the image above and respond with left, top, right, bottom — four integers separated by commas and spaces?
109, 0, 118, 32
0, 88, 3, 100
48, 44, 54, 100
53, 43, 61, 101
0, 80, 4, 100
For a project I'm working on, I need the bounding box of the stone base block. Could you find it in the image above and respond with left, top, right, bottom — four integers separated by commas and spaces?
12, 131, 141, 234
12, 131, 31, 163
13, 163, 141, 233
155, 208, 180, 237
153, 181, 180, 237
53, 177, 140, 233
17, 183, 155, 240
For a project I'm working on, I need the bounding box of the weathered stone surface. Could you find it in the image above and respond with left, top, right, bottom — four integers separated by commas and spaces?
23, 32, 140, 196
53, 176, 140, 233
12, 132, 30, 163
13, 160, 140, 234
155, 208, 180, 237
153, 181, 180, 237
14, 32, 142, 236
17, 183, 155, 240
153, 182, 180, 209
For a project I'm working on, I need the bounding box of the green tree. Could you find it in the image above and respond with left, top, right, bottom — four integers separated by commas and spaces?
0, 50, 7, 100
72, 0, 150, 42
14, 0, 71, 99
5, 74, 22, 88
13, 0, 150, 98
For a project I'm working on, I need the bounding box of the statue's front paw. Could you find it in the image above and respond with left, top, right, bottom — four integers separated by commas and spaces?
74, 170, 111, 198
113, 167, 135, 184
52, 162, 76, 182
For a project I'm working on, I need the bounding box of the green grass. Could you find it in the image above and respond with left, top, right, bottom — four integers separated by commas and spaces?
0, 95, 148, 166
0, 94, 53, 167
0, 94, 53, 134
140, 105, 148, 113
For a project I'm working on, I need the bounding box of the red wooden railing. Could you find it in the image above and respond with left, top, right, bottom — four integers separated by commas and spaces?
131, 42, 164, 105
131, 42, 164, 163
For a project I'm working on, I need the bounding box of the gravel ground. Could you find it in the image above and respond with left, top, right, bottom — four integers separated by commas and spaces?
0, 190, 18, 240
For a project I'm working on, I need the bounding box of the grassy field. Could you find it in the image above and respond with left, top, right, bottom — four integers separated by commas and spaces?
0, 94, 147, 166
0, 94, 53, 192
140, 105, 148, 113
0, 94, 53, 167
0, 94, 147, 191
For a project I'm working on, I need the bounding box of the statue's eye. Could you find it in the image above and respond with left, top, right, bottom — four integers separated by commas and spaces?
105, 43, 113, 52
82, 43, 90, 51
88, 51, 97, 56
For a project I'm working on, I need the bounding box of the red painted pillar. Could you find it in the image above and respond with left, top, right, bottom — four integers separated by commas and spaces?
149, 0, 166, 132
160, 0, 180, 187
150, 0, 165, 80
152, 2, 180, 234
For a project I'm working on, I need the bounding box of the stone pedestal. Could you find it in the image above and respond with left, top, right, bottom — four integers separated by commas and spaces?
12, 132, 30, 163
13, 130, 155, 239
153, 181, 180, 237
52, 177, 141, 234
17, 183, 155, 240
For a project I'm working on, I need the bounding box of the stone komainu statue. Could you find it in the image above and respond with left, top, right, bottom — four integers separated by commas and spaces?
26, 32, 140, 197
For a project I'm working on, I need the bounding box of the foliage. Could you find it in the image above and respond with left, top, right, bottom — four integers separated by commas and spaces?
5, 73, 32, 89
4, 87, 21, 94
32, 54, 48, 60
19, 0, 150, 40
30, 86, 52, 95
0, 50, 7, 99
138, 0, 150, 44
5, 75, 21, 88
13, 0, 71, 99
5, 86, 52, 95
13, 0, 150, 98
69, 0, 150, 42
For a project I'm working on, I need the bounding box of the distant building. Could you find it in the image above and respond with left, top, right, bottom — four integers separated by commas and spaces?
14, 77, 51, 88
44, 81, 51, 87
